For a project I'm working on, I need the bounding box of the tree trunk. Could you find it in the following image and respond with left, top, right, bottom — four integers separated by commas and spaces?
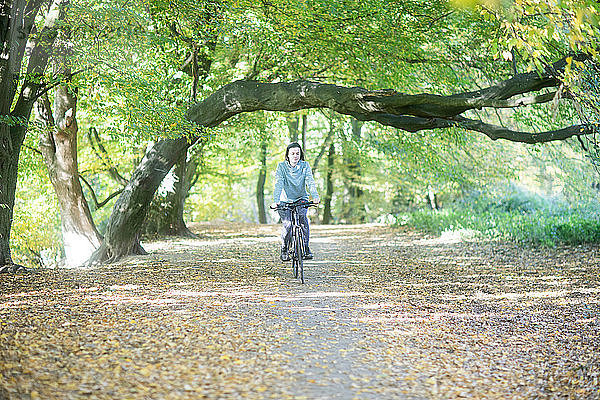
312, 114, 335, 172
0, 0, 62, 271
342, 119, 364, 223
0, 126, 21, 269
37, 79, 102, 266
256, 141, 268, 224
427, 186, 439, 210
287, 115, 299, 142
301, 114, 307, 150
322, 143, 335, 225
143, 149, 197, 238
87, 137, 192, 265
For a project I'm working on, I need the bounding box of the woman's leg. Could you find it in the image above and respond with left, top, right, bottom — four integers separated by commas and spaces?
278, 209, 292, 260
298, 207, 312, 257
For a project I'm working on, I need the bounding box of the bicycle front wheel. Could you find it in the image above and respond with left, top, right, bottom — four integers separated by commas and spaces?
295, 232, 305, 284
292, 233, 299, 278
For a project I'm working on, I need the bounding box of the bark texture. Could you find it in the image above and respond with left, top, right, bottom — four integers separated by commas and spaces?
322, 143, 335, 225
38, 83, 102, 266
87, 137, 192, 265
0, 0, 63, 271
143, 148, 197, 238
256, 141, 268, 224
186, 55, 596, 143
341, 119, 364, 224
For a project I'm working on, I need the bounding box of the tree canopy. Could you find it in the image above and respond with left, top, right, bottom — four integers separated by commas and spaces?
1, 0, 599, 268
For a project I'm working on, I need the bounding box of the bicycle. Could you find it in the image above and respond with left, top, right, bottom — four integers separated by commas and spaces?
271, 200, 318, 284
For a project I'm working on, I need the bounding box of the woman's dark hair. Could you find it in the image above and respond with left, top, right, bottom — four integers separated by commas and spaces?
285, 142, 305, 162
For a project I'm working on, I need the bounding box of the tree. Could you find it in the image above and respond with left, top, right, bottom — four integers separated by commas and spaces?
87, 136, 195, 264
141, 0, 221, 238
1, 0, 67, 272
34, 23, 106, 266
340, 119, 365, 223
322, 142, 335, 224
186, 56, 598, 143
6, 0, 600, 268
86, 52, 598, 265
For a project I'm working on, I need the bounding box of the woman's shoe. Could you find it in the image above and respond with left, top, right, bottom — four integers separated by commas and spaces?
281, 247, 291, 262
303, 249, 313, 260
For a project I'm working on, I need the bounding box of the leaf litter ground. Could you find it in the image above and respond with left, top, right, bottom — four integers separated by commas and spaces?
1, 222, 600, 399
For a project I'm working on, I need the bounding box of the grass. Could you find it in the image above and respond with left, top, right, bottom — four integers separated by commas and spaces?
398, 189, 600, 247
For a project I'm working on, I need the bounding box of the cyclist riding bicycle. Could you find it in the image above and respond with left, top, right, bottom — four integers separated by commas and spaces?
272, 142, 320, 262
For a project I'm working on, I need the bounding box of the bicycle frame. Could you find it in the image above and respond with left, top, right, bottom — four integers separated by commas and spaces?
272, 200, 317, 284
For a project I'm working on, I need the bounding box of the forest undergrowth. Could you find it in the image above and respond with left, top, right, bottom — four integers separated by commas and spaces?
1, 222, 599, 399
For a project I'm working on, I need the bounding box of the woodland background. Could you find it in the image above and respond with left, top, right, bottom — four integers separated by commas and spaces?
3, 0, 600, 269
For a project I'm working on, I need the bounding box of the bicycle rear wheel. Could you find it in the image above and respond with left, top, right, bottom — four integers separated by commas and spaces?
291, 233, 299, 278
295, 233, 305, 284
292, 257, 298, 278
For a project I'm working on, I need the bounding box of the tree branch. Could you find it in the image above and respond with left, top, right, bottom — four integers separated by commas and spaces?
79, 174, 124, 209
86, 127, 129, 186
186, 53, 595, 144
12, 0, 67, 116
454, 116, 598, 144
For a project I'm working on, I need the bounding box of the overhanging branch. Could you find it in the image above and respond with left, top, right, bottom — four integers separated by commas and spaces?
186, 53, 595, 144
454, 116, 598, 144
79, 174, 124, 209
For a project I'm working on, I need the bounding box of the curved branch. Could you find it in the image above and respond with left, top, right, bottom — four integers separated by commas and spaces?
79, 174, 124, 209
454, 117, 598, 144
186, 53, 594, 144
86, 127, 128, 186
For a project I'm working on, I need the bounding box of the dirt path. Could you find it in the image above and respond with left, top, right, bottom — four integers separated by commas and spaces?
2, 223, 600, 399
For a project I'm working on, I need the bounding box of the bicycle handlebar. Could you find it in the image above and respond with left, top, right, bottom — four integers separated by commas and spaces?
270, 200, 319, 211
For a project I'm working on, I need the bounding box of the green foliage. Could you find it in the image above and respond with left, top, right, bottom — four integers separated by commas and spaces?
400, 186, 600, 247
14, 142, 62, 267
10, 0, 600, 265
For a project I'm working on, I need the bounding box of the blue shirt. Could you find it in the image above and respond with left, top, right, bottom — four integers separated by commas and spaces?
273, 161, 320, 203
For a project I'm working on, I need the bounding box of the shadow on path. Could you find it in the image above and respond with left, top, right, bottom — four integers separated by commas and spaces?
1, 222, 600, 399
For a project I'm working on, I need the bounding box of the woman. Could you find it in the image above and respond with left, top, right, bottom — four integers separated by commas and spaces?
272, 142, 320, 261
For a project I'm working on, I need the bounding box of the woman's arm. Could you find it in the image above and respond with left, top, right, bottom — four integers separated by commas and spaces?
304, 162, 320, 202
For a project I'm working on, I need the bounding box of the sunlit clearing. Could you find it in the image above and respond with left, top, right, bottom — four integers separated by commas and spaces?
108, 284, 140, 290
166, 289, 261, 297
62, 233, 101, 267
443, 287, 600, 301
416, 229, 478, 245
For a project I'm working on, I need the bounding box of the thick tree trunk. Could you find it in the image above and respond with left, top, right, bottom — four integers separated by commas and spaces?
322, 143, 335, 225
0, 0, 61, 271
0, 126, 21, 269
87, 137, 192, 265
256, 141, 268, 224
38, 79, 102, 266
144, 149, 197, 238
